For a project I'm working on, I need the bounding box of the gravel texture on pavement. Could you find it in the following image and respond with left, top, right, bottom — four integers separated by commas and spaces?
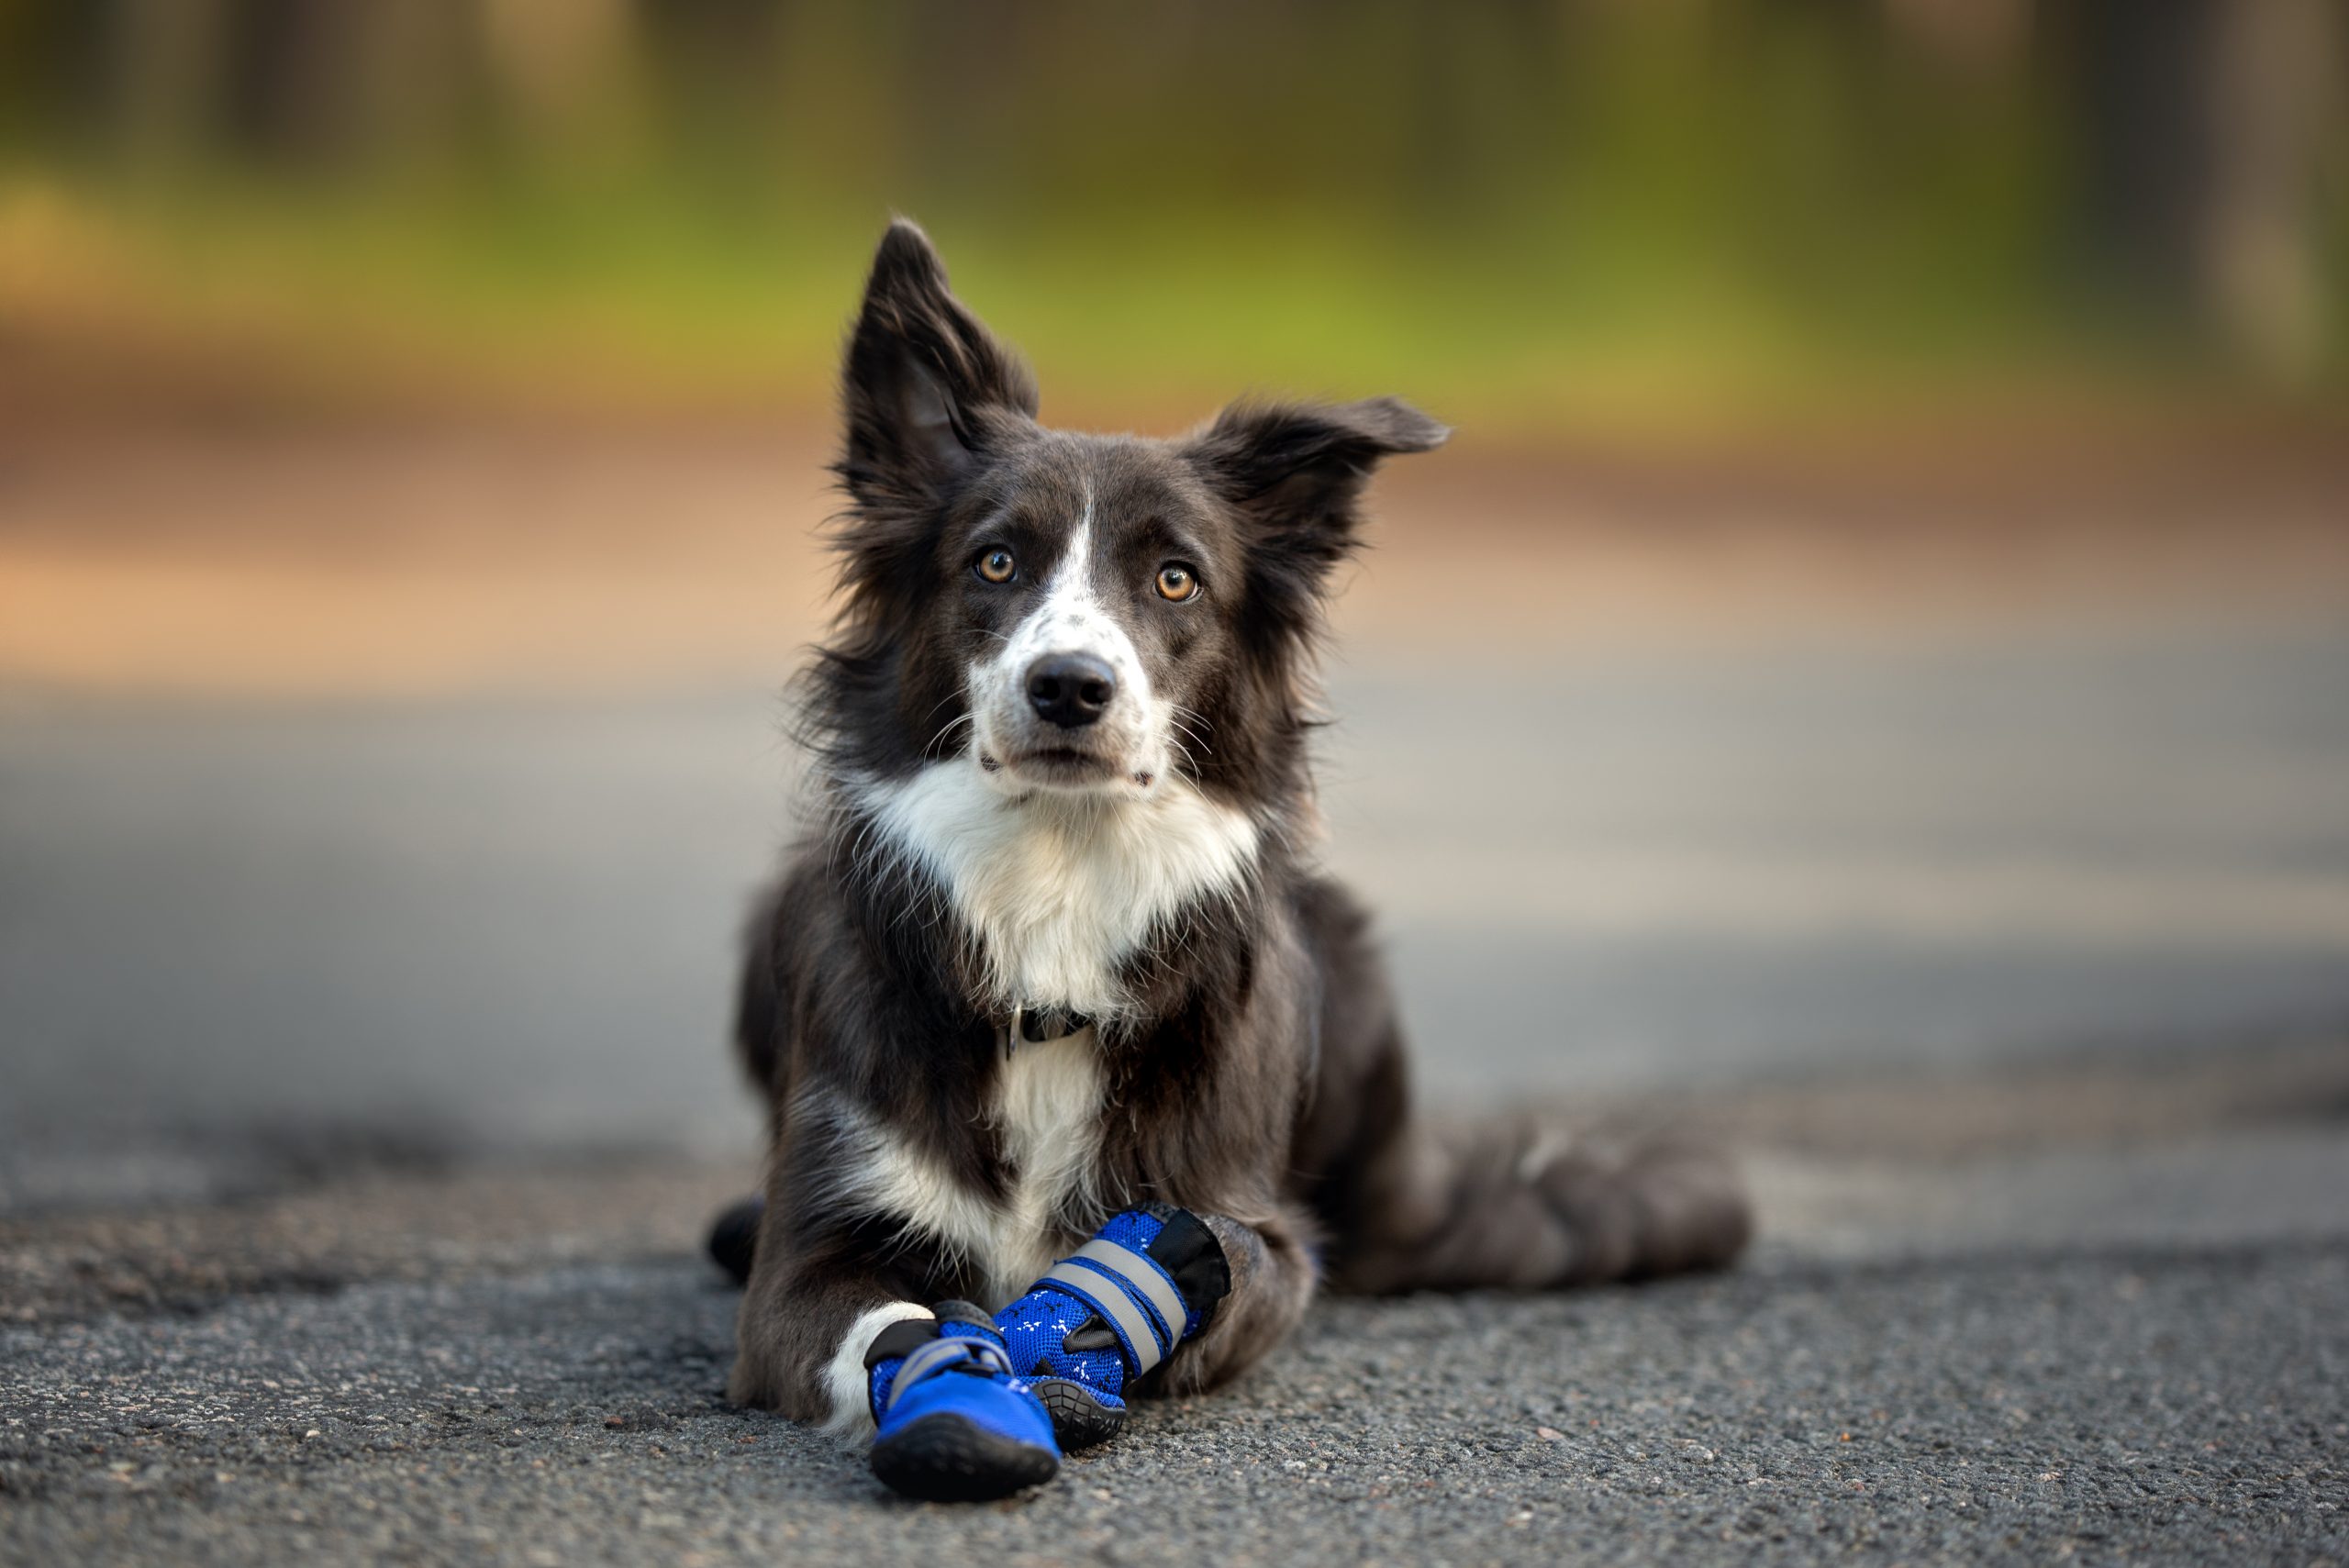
3, 1243, 2343, 1567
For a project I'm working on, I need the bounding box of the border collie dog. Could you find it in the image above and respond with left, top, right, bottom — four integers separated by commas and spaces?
718, 219, 1750, 1500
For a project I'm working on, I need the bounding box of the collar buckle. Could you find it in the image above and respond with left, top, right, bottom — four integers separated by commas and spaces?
998, 1004, 1091, 1059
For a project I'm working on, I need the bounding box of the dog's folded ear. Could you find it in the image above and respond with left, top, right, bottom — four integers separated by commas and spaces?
1186, 396, 1447, 528
1186, 397, 1447, 633
840, 218, 1039, 510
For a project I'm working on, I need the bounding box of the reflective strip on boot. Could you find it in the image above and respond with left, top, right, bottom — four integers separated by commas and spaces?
1062, 1239, 1188, 1344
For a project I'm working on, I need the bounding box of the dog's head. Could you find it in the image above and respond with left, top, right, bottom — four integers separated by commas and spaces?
815, 219, 1446, 809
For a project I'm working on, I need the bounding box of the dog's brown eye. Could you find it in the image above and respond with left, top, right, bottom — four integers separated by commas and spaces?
975, 549, 1018, 584
1155, 563, 1199, 602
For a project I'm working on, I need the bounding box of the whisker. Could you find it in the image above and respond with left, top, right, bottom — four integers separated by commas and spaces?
925, 711, 976, 757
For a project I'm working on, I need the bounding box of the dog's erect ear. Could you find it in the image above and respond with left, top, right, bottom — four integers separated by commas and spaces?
839, 219, 1038, 509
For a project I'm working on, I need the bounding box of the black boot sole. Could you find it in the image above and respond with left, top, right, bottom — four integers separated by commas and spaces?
869, 1412, 1059, 1502
1029, 1377, 1127, 1451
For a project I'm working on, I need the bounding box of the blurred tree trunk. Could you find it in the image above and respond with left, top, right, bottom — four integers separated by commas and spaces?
218, 0, 364, 162
634, 0, 785, 145
2062, 0, 2338, 375
2199, 0, 2338, 376
89, 0, 229, 166
216, 0, 477, 170
1884, 0, 2030, 72
479, 0, 633, 147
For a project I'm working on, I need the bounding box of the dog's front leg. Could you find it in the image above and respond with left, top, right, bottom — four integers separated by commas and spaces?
726, 1118, 959, 1435
1161, 1202, 1318, 1395
982, 1194, 1317, 1451
726, 1205, 938, 1432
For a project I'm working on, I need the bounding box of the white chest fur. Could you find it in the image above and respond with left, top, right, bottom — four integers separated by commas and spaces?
827, 1029, 1108, 1307
853, 761, 1259, 1022
980, 1029, 1108, 1303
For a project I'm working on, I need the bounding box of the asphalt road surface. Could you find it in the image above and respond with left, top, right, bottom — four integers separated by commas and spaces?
4, 1048, 2346, 1567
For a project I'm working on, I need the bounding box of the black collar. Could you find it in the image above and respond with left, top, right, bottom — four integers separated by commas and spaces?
997, 1004, 1093, 1059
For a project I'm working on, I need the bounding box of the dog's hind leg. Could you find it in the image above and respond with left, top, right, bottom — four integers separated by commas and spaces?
1292, 877, 1752, 1294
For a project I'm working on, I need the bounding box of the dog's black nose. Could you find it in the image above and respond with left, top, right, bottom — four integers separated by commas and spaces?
1027, 653, 1116, 728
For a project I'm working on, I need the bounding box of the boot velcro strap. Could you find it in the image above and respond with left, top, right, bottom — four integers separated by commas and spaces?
881, 1335, 1012, 1413
1041, 1239, 1186, 1376
864, 1317, 943, 1369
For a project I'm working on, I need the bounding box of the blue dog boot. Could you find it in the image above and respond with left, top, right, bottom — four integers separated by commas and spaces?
994, 1206, 1230, 1450
865, 1302, 1060, 1501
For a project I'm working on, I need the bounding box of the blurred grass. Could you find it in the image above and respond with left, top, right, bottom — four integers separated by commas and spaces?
1, 1, 2343, 434
0, 168, 2170, 437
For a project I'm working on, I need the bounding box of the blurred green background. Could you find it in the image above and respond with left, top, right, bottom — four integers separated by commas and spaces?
4, 0, 2343, 432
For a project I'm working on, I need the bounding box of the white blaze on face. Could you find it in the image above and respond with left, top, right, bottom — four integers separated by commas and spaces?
865, 496, 1258, 1017
967, 491, 1164, 795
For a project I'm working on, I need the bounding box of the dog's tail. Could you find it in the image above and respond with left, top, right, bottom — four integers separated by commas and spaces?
1321, 1114, 1752, 1295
